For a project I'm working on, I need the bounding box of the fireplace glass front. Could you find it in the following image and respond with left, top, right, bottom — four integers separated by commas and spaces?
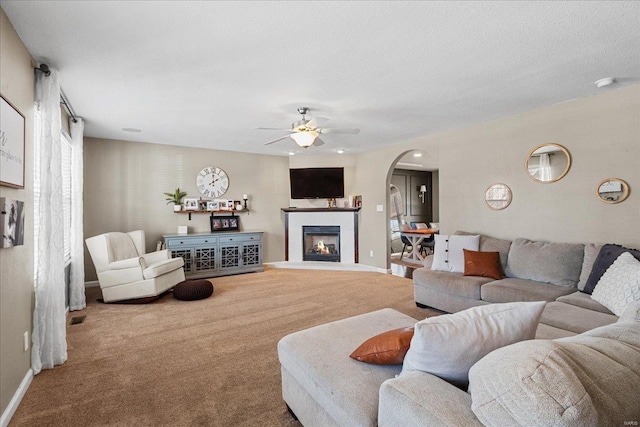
302, 226, 340, 262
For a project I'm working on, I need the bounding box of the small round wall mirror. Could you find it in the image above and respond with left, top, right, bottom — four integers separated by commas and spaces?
485, 183, 512, 210
525, 143, 571, 183
596, 178, 630, 204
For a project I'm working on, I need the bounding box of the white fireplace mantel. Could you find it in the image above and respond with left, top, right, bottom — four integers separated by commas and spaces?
282, 208, 360, 263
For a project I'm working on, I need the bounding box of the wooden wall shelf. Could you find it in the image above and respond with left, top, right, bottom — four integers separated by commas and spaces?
174, 210, 250, 220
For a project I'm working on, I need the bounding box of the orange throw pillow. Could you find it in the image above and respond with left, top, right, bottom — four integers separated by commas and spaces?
463, 249, 504, 280
350, 326, 415, 365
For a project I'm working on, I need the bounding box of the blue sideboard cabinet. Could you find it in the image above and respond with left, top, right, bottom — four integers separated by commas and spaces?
163, 231, 263, 279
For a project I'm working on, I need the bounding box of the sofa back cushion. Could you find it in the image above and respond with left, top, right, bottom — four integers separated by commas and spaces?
455, 231, 511, 270
505, 238, 584, 287
469, 321, 640, 427
577, 243, 603, 291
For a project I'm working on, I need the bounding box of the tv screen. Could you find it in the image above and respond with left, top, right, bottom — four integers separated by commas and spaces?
290, 168, 345, 199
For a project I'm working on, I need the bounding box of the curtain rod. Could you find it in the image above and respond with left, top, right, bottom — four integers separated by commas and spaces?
34, 63, 79, 123
60, 90, 78, 124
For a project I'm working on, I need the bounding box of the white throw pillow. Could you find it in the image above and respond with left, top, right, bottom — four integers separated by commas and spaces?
430, 234, 480, 273
591, 252, 640, 316
401, 301, 546, 389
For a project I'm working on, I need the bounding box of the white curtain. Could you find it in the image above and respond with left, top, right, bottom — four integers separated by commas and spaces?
539, 153, 551, 182
32, 69, 67, 374
69, 118, 85, 311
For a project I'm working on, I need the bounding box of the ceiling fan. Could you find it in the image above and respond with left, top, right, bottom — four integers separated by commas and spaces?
256, 107, 360, 148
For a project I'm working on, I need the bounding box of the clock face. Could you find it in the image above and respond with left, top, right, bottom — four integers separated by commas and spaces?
196, 166, 229, 198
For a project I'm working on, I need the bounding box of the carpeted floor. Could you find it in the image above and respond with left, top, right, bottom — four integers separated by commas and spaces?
10, 267, 441, 426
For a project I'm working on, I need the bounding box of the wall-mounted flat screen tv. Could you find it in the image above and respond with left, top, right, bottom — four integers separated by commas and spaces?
290, 167, 345, 199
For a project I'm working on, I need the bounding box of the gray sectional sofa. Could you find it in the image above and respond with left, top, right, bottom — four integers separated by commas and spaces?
277, 232, 639, 426
414, 232, 616, 338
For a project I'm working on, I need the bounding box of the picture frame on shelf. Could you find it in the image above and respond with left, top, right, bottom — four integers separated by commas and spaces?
354, 195, 362, 208
217, 200, 229, 210
184, 198, 200, 211
210, 215, 240, 232
206, 201, 219, 211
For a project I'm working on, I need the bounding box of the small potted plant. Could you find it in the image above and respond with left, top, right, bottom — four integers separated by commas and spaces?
165, 188, 188, 212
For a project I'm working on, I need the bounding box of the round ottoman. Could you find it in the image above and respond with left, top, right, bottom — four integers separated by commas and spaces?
173, 279, 214, 301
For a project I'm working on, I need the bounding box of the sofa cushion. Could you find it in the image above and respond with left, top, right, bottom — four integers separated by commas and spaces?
505, 238, 584, 287
556, 291, 613, 315
413, 267, 494, 300
591, 252, 640, 316
539, 301, 617, 334
401, 301, 545, 389
455, 231, 512, 270
463, 250, 504, 280
619, 301, 640, 323
583, 243, 640, 294
379, 371, 484, 427
469, 321, 640, 427
577, 243, 603, 291
431, 235, 480, 273
481, 278, 575, 304
349, 326, 414, 365
277, 308, 416, 427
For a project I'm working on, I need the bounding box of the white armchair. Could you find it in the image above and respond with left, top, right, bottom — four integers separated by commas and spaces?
86, 230, 185, 302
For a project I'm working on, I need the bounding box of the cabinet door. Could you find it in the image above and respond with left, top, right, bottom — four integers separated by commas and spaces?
242, 242, 262, 267
170, 248, 194, 273
219, 244, 241, 270
194, 245, 217, 273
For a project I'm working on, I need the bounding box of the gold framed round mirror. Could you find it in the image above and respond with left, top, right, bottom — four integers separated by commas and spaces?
596, 178, 630, 204
525, 143, 571, 183
485, 183, 512, 210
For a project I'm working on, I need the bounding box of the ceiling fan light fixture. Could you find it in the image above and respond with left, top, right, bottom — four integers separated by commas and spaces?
290, 131, 319, 147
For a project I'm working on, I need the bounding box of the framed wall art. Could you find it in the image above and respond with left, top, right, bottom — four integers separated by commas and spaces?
0, 94, 25, 188
1, 197, 25, 247
210, 215, 240, 232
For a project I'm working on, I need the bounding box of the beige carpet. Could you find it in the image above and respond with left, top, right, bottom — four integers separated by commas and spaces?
10, 267, 441, 426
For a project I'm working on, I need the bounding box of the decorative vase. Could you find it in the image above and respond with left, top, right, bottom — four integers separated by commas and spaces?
174, 205, 182, 212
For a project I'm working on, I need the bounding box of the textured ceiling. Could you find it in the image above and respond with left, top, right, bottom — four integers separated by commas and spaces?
2, 1, 639, 156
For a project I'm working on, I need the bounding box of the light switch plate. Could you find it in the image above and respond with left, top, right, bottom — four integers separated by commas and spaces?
376, 204, 383, 212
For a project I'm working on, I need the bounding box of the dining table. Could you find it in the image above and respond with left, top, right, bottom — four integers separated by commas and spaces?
400, 228, 439, 264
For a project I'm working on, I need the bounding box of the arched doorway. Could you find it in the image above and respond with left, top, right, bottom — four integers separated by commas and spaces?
385, 149, 439, 272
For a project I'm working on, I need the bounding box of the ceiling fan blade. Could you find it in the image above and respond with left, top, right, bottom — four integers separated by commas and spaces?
263, 135, 291, 145
319, 128, 360, 134
307, 116, 329, 128
254, 127, 294, 132
312, 138, 325, 147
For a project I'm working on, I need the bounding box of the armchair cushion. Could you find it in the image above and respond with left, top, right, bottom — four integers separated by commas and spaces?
143, 257, 184, 279
107, 232, 139, 261
142, 249, 171, 265
109, 257, 145, 270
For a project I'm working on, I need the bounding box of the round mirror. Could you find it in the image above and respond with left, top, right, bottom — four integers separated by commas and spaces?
596, 178, 630, 204
485, 183, 512, 210
525, 143, 571, 183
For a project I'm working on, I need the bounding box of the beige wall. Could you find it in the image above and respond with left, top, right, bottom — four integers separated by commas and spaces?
0, 6, 35, 415
353, 85, 640, 269
83, 138, 290, 281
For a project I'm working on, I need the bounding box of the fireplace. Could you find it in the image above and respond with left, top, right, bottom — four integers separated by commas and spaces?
303, 226, 340, 262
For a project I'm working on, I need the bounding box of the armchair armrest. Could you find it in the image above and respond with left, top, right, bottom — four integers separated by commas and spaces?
141, 249, 171, 265
109, 257, 145, 270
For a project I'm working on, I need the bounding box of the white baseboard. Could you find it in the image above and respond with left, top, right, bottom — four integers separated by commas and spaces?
265, 261, 389, 274
84, 280, 100, 288
1, 369, 33, 427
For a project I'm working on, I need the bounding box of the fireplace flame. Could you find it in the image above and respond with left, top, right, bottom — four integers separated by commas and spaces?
315, 240, 330, 254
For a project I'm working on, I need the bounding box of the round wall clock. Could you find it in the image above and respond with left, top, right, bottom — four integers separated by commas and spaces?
196, 166, 229, 198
